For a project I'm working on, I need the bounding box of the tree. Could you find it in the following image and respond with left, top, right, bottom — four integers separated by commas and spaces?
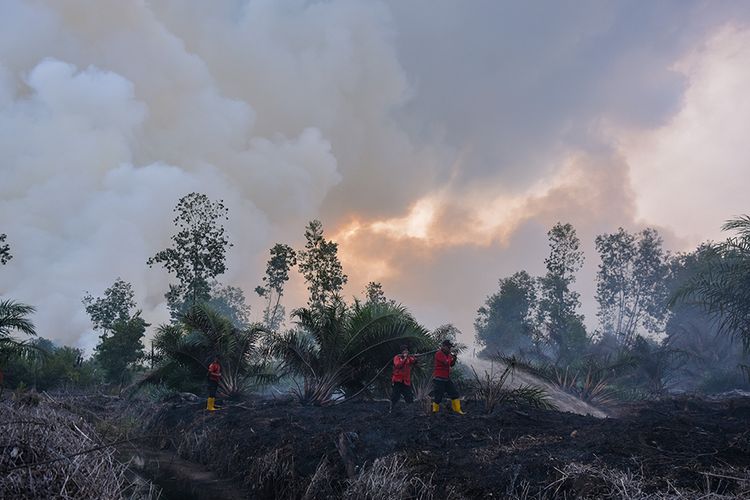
96, 314, 148, 385
272, 302, 434, 405
0, 300, 37, 359
82, 278, 136, 334
208, 282, 251, 329
668, 246, 749, 392
675, 215, 750, 351
475, 271, 538, 356
83, 279, 147, 384
255, 243, 297, 330
364, 282, 387, 305
624, 335, 683, 396
147, 193, 232, 318
9, 339, 96, 390
0, 233, 11, 265
148, 303, 272, 398
297, 220, 348, 310
595, 228, 669, 348
537, 223, 588, 365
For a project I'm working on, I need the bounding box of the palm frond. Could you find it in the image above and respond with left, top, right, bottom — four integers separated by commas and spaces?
0, 300, 37, 337
721, 215, 750, 238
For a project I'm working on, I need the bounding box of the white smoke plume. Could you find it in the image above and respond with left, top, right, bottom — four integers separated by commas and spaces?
2, 1, 750, 351
0, 0, 413, 350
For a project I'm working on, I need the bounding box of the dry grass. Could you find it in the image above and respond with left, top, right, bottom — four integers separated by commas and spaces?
533, 462, 750, 500
247, 445, 299, 498
301, 457, 336, 500
343, 454, 434, 500
0, 398, 159, 499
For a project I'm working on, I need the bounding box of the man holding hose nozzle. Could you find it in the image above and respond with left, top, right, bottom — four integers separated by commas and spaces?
390, 344, 417, 413
432, 339, 464, 414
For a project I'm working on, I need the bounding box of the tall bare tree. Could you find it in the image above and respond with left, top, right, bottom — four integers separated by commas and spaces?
595, 227, 669, 348
255, 243, 297, 330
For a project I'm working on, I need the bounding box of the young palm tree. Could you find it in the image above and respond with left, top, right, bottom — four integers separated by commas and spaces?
0, 300, 37, 358
144, 303, 273, 398
272, 301, 435, 405
676, 215, 750, 351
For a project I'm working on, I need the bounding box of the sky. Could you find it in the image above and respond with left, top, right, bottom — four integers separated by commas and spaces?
1, 0, 750, 352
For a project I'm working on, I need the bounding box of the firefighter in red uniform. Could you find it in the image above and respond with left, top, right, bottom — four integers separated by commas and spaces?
207, 356, 221, 411
432, 339, 464, 414
390, 344, 417, 413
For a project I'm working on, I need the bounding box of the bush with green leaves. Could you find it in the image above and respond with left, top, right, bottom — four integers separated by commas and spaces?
3, 338, 98, 391
145, 303, 273, 398
272, 301, 436, 405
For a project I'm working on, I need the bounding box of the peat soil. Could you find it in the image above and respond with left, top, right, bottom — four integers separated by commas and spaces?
142, 396, 750, 499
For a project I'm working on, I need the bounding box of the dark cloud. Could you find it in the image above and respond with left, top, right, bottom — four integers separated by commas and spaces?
385, 0, 750, 188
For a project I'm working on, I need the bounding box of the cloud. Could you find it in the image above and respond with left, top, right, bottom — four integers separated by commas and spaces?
332, 151, 644, 333
0, 0, 355, 349
617, 24, 750, 244
1, 0, 749, 350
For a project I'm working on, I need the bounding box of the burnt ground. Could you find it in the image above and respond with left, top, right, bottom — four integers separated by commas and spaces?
136, 395, 750, 499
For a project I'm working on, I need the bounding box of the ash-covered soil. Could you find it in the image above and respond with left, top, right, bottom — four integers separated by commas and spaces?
140, 395, 750, 499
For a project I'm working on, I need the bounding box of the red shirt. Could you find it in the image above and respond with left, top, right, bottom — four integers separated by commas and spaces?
433, 350, 456, 379
208, 362, 221, 382
392, 355, 417, 386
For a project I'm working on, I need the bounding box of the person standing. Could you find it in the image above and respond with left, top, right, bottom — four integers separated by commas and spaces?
207, 356, 221, 411
432, 340, 464, 414
390, 345, 417, 413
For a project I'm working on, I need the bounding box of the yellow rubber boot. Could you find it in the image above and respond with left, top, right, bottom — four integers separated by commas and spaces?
207, 397, 215, 411
451, 399, 465, 415
431, 402, 439, 413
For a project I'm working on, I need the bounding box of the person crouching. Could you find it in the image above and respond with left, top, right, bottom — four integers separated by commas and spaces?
390, 345, 417, 413
432, 340, 464, 414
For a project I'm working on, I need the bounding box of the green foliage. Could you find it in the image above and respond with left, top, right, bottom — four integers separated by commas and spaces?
255, 243, 297, 330
2, 338, 98, 390
674, 216, 750, 352
147, 192, 232, 318
470, 362, 554, 414
0, 300, 37, 359
272, 301, 435, 405
364, 282, 387, 305
503, 353, 624, 407
666, 246, 749, 392
83, 279, 147, 385
298, 220, 348, 310
148, 303, 272, 398
140, 383, 180, 403
96, 313, 148, 384
475, 270, 538, 356
0, 233, 11, 265
537, 223, 589, 366
82, 278, 136, 333
595, 227, 669, 348
621, 336, 684, 396
430, 323, 466, 352
207, 282, 251, 329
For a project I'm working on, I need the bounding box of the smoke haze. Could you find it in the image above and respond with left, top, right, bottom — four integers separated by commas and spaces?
1, 0, 750, 351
